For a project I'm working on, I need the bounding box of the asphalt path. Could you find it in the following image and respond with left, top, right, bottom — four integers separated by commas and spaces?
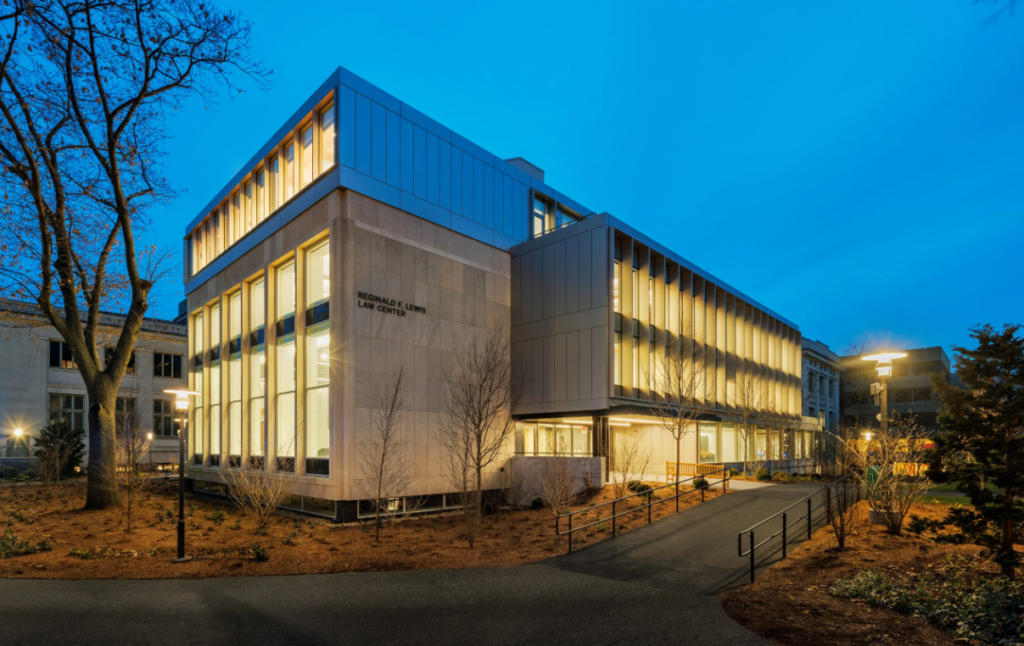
0, 483, 822, 646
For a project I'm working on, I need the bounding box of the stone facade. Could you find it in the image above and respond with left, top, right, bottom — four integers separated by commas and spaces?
0, 301, 187, 467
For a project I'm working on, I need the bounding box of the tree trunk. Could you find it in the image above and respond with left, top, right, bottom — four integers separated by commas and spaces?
1003, 516, 1015, 579
675, 435, 681, 484
84, 382, 122, 510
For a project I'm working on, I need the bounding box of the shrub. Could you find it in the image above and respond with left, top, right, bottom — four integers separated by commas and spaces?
530, 497, 544, 510
728, 468, 740, 478
755, 468, 772, 482
249, 543, 268, 562
0, 530, 52, 558
626, 481, 644, 493
831, 557, 1024, 645
205, 510, 227, 524
693, 477, 709, 489
32, 421, 86, 483
67, 547, 96, 560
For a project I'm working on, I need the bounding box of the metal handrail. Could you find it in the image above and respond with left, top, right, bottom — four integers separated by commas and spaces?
555, 467, 732, 552
737, 473, 857, 582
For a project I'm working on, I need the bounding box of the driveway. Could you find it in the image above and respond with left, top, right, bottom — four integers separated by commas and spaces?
0, 484, 820, 646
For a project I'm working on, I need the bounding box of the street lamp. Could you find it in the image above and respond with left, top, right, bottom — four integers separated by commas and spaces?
163, 389, 200, 564
146, 432, 154, 471
862, 353, 906, 435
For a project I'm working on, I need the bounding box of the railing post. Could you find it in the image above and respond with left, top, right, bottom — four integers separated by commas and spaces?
749, 530, 756, 583
675, 480, 679, 512
807, 497, 813, 541
701, 486, 705, 503
782, 512, 788, 559
612, 500, 616, 537
568, 513, 573, 553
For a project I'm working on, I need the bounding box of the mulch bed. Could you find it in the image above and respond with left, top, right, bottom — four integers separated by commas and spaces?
0, 479, 725, 579
719, 501, 987, 646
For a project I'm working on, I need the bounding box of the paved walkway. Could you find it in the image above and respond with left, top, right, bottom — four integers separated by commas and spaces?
0, 484, 822, 646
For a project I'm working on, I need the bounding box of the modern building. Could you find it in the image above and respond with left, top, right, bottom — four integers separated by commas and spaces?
182, 66, 815, 521
839, 346, 952, 433
0, 300, 188, 469
801, 339, 842, 433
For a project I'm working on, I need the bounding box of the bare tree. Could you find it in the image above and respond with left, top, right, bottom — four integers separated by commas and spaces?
842, 415, 932, 536
540, 457, 581, 518
643, 328, 715, 483
609, 431, 650, 498
0, 0, 266, 509
113, 397, 151, 532
733, 370, 767, 476
360, 367, 411, 542
824, 473, 862, 551
438, 325, 518, 548
227, 463, 286, 534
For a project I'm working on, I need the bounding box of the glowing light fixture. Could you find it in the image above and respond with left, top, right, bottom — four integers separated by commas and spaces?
13, 428, 22, 437
561, 418, 593, 425
863, 352, 906, 377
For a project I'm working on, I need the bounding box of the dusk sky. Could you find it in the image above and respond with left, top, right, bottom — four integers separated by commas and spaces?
146, 1, 1024, 358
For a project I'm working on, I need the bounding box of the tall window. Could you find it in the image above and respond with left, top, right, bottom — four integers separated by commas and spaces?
276, 262, 296, 470
153, 400, 180, 437
192, 311, 204, 465
209, 303, 222, 467
613, 251, 622, 394
154, 353, 183, 379
320, 103, 335, 171
305, 241, 330, 475
49, 341, 76, 369
250, 277, 265, 466
267, 155, 279, 212
255, 168, 266, 224
283, 140, 295, 202
49, 394, 85, 430
231, 192, 241, 242
228, 291, 242, 467
244, 180, 254, 232
300, 124, 313, 189
222, 202, 231, 248
699, 422, 719, 463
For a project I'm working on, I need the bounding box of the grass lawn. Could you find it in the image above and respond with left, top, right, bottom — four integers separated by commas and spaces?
919, 495, 972, 506
0, 478, 725, 579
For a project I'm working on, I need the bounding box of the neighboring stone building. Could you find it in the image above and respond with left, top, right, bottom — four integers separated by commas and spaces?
0, 300, 188, 469
801, 339, 842, 433
839, 346, 952, 434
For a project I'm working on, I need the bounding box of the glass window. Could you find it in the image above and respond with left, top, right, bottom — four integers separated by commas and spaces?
242, 179, 252, 232
754, 428, 768, 461
276, 340, 296, 463
250, 349, 265, 458
250, 277, 265, 331
153, 355, 183, 381
283, 140, 295, 202
699, 422, 719, 463
193, 312, 204, 361
532, 198, 547, 237
305, 328, 329, 474
277, 262, 295, 320
231, 192, 241, 241
613, 260, 621, 313
229, 291, 242, 341
49, 341, 76, 369
209, 304, 221, 464
194, 225, 203, 269
255, 168, 266, 224
49, 394, 85, 431
307, 241, 329, 306
153, 399, 180, 437
267, 155, 279, 212
721, 423, 737, 462
300, 124, 313, 189
193, 406, 204, 465
320, 102, 335, 172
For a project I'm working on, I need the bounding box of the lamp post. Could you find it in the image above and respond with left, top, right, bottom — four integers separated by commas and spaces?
164, 389, 199, 564
146, 432, 153, 471
862, 353, 906, 435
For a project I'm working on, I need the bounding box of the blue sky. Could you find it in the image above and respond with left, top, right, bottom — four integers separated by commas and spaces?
146, 0, 1024, 357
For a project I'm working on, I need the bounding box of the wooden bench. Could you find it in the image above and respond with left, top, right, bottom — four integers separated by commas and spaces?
666, 462, 724, 479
